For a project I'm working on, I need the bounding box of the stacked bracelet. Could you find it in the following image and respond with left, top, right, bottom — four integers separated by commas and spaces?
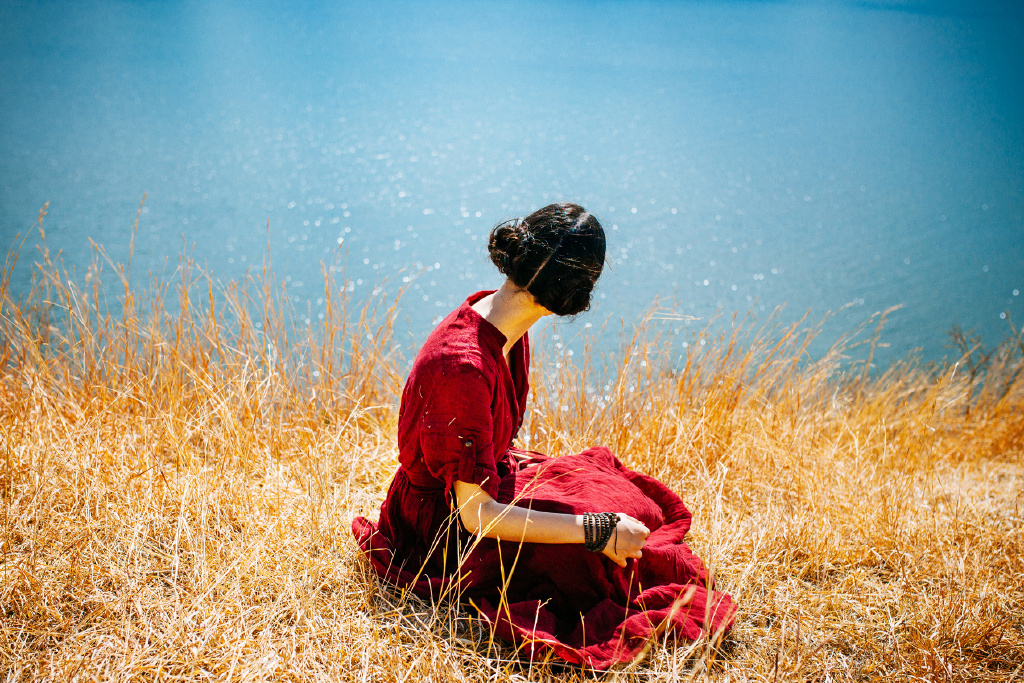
582, 512, 620, 552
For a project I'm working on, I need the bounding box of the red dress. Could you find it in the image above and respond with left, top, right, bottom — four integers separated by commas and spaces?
352, 291, 735, 669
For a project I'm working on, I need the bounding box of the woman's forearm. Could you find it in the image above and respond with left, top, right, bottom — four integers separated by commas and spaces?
454, 480, 584, 544
453, 480, 650, 568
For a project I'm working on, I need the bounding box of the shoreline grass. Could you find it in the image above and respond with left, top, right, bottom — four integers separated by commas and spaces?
2, 214, 1022, 681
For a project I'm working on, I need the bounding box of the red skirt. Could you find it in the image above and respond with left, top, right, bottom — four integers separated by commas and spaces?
352, 447, 735, 670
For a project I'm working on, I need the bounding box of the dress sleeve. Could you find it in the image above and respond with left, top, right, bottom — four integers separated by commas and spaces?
418, 364, 500, 499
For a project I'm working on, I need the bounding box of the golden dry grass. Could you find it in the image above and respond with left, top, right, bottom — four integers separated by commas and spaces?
2, 208, 1023, 681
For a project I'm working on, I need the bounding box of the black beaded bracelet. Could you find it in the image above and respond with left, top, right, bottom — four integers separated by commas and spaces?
582, 512, 620, 552
601, 513, 611, 548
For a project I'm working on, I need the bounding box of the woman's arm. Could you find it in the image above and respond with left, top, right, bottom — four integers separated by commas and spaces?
453, 480, 649, 567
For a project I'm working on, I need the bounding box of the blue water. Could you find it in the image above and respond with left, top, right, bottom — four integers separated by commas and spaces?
2, 0, 1022, 364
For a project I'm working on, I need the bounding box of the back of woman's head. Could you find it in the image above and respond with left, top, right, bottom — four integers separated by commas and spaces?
488, 203, 606, 316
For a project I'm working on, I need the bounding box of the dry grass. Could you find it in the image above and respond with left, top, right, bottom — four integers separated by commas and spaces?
2, 207, 1022, 681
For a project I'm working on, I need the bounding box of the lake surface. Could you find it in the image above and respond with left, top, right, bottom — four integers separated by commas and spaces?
2, 0, 1022, 365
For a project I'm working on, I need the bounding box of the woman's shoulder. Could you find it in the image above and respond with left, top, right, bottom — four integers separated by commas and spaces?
402, 324, 498, 417
412, 301, 503, 380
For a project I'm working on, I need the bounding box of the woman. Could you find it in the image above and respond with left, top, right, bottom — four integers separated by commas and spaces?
352, 203, 734, 669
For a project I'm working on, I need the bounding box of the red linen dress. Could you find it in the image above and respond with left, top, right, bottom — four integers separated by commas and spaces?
352, 291, 735, 669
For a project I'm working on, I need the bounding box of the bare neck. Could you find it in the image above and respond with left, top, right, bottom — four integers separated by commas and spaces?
471, 281, 549, 357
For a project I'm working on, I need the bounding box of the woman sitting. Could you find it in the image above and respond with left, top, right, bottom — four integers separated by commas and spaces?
353, 202, 735, 669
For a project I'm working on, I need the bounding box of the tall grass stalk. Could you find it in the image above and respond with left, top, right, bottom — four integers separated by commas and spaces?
1, 217, 1022, 681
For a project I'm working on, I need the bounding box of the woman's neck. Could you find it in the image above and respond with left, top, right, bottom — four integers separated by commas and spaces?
471, 280, 549, 356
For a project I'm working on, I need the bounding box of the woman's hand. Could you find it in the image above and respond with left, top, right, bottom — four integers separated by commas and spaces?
602, 514, 650, 568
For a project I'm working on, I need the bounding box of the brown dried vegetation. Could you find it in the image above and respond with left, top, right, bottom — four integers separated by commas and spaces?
2, 207, 1022, 681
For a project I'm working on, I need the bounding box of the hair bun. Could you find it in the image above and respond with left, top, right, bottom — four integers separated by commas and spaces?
488, 218, 528, 276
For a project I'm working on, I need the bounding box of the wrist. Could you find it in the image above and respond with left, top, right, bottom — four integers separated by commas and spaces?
582, 512, 619, 552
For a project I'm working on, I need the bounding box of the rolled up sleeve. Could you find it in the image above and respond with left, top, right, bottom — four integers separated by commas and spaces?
418, 365, 499, 499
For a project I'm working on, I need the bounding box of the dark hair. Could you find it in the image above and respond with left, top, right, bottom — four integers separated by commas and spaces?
488, 202, 606, 316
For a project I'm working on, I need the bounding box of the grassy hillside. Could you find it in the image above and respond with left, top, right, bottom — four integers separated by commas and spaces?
2, 213, 1022, 681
